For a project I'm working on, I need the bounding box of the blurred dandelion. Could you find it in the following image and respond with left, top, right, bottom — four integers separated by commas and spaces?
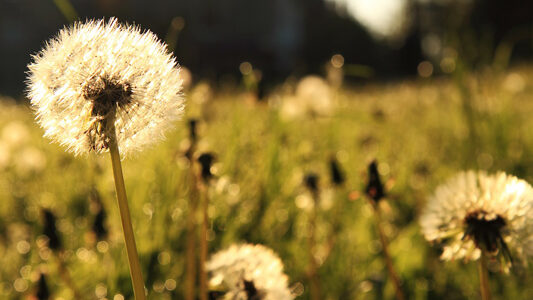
364, 160, 405, 300
92, 206, 108, 242
206, 244, 293, 300
421, 171, 533, 299
26, 18, 185, 300
280, 76, 333, 120
35, 273, 50, 300
295, 76, 333, 117
41, 209, 83, 299
198, 152, 216, 300
42, 210, 61, 252
1, 121, 30, 148
89, 187, 108, 242
421, 171, 533, 263
329, 156, 345, 187
326, 54, 344, 88
184, 119, 199, 300
180, 66, 193, 91
303, 172, 321, 300
365, 160, 385, 204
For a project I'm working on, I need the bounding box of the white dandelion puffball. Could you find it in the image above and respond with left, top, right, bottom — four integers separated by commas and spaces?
206, 244, 294, 300
295, 75, 333, 116
26, 18, 184, 156
420, 171, 533, 263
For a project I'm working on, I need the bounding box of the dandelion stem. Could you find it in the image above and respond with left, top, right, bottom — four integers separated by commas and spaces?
373, 205, 405, 300
307, 193, 322, 300
478, 251, 492, 300
198, 179, 209, 300
108, 127, 146, 300
186, 154, 198, 300
56, 253, 84, 299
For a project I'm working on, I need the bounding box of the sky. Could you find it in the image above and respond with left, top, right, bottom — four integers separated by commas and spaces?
328, 0, 408, 38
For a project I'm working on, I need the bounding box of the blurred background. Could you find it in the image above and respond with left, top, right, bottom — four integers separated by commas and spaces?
0, 1, 532, 300
1, 0, 532, 96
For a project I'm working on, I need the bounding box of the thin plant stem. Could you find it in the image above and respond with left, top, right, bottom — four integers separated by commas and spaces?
373, 205, 405, 300
198, 178, 209, 300
56, 253, 84, 299
307, 193, 322, 300
108, 127, 146, 300
322, 186, 345, 262
478, 251, 492, 300
52, 0, 78, 22
185, 154, 199, 300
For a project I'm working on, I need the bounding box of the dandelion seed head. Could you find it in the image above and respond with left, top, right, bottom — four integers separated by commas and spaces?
206, 244, 293, 300
295, 76, 333, 116
420, 171, 533, 265
26, 18, 184, 156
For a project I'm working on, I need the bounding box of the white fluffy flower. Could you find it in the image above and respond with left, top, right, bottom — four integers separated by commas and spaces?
280, 76, 333, 120
26, 18, 184, 156
295, 76, 333, 116
206, 244, 294, 300
420, 171, 533, 264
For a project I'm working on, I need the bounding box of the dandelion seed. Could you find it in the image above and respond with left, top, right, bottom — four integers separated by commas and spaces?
206, 244, 294, 300
420, 171, 533, 265
26, 18, 184, 156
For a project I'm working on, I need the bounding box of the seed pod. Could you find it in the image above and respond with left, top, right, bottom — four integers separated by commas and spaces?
42, 209, 62, 251
365, 160, 385, 204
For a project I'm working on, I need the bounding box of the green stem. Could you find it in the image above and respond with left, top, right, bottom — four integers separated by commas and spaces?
307, 193, 322, 300
108, 128, 146, 300
198, 179, 209, 300
186, 157, 198, 300
373, 205, 405, 300
56, 252, 84, 300
478, 251, 492, 300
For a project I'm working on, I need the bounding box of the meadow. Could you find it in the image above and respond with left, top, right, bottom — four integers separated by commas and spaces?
0, 65, 532, 300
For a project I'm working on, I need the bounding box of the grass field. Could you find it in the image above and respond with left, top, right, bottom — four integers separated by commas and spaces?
0, 66, 532, 299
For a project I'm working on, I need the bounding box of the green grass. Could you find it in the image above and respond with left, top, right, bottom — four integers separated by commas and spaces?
0, 66, 532, 299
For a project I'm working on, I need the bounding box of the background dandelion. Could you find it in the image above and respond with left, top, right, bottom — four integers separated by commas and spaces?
206, 244, 293, 300
421, 171, 533, 264
421, 171, 533, 300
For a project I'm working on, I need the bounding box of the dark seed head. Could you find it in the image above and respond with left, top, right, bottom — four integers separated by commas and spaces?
329, 156, 345, 186
188, 119, 198, 142
365, 160, 385, 204
208, 290, 226, 300
42, 209, 61, 251
463, 211, 508, 257
304, 173, 319, 196
92, 207, 108, 241
83, 75, 132, 118
36, 273, 50, 300
82, 75, 133, 151
243, 280, 261, 300
198, 153, 215, 182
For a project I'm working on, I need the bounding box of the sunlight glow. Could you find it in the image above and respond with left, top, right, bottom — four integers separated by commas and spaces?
329, 0, 408, 38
